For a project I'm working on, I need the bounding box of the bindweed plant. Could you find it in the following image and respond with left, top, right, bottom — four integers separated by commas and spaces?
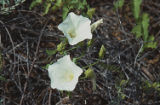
29, 0, 95, 19
46, 12, 103, 91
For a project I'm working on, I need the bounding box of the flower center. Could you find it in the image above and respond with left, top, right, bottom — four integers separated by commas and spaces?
66, 73, 74, 82
61, 71, 74, 82
68, 29, 76, 38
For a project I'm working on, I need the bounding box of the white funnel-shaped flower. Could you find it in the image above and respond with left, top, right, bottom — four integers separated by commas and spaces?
58, 12, 92, 45
48, 55, 83, 91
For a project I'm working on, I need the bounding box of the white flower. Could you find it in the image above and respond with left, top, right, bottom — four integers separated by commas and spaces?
58, 12, 92, 45
48, 55, 83, 91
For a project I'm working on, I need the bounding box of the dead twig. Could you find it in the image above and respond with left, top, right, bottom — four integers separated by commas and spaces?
0, 20, 16, 70
48, 89, 52, 105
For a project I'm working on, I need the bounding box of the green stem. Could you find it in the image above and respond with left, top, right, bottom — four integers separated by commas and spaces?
83, 60, 100, 69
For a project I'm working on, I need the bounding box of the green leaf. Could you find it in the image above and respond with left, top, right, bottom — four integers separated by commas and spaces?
46, 49, 57, 56
82, 0, 87, 6
142, 13, 149, 41
70, 0, 78, 4
121, 93, 126, 99
87, 8, 95, 19
144, 35, 157, 49
131, 23, 142, 38
68, 4, 74, 10
29, 0, 42, 10
144, 81, 160, 91
148, 42, 157, 49
113, 0, 124, 10
62, 7, 69, 20
120, 80, 128, 87
54, 0, 62, 7
77, 2, 84, 10
98, 45, 106, 59
51, 0, 62, 12
153, 82, 160, 89
76, 0, 88, 10
44, 3, 51, 15
87, 39, 93, 47
0, 75, 5, 81
132, 0, 142, 20
148, 35, 155, 41
42, 64, 50, 69
57, 42, 66, 52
